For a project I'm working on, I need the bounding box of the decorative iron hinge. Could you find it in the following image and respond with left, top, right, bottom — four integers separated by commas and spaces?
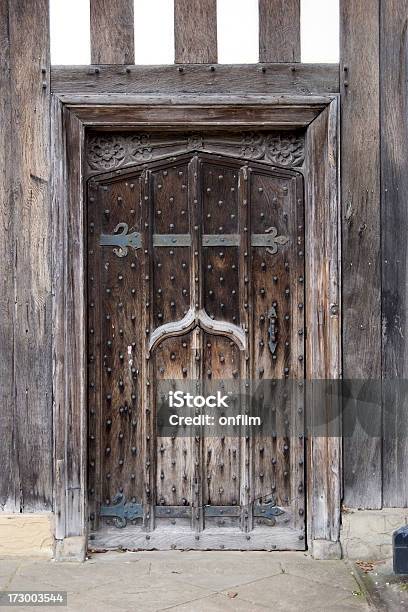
202, 229, 289, 254
100, 223, 141, 258
251, 227, 289, 254
99, 493, 143, 528
253, 499, 285, 519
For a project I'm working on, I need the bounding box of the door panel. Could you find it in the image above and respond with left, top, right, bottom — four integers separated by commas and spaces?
87, 150, 305, 548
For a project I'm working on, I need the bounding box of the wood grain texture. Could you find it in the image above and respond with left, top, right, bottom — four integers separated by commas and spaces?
51, 95, 66, 539
259, 0, 301, 62
90, 0, 134, 64
381, 0, 408, 508
52, 106, 87, 542
3, 0, 52, 512
65, 102, 325, 130
91, 525, 303, 550
51, 64, 340, 96
305, 100, 341, 545
340, 0, 382, 510
88, 151, 305, 548
63, 110, 87, 535
175, 0, 217, 63
0, 0, 19, 512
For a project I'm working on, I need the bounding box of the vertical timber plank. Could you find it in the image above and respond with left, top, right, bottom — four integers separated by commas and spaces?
51, 95, 66, 539
0, 0, 19, 511
63, 109, 87, 536
259, 0, 301, 62
9, 0, 52, 511
340, 0, 382, 509
174, 0, 217, 63
90, 0, 135, 64
305, 100, 342, 552
381, 0, 408, 507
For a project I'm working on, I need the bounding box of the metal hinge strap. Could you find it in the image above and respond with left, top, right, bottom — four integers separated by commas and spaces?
202, 234, 240, 247
99, 493, 143, 528
153, 234, 191, 247
99, 223, 141, 258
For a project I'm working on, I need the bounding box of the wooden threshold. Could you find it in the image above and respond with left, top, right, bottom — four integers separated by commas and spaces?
90, 526, 305, 551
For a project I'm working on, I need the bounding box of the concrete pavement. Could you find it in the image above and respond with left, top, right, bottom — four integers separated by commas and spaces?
0, 551, 372, 611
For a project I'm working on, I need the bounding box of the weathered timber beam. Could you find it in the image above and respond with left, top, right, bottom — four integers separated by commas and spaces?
175, 0, 217, 63
259, 0, 301, 62
51, 64, 340, 96
340, 0, 382, 510
90, 0, 135, 64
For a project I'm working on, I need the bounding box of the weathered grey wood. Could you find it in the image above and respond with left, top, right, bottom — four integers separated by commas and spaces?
52, 104, 87, 553
54, 98, 340, 553
304, 99, 342, 549
340, 0, 382, 510
6, 0, 52, 512
51, 95, 66, 539
51, 64, 340, 96
65, 99, 328, 129
174, 0, 217, 63
90, 0, 134, 64
0, 0, 19, 512
259, 0, 300, 62
63, 108, 87, 535
381, 0, 408, 508
90, 526, 304, 550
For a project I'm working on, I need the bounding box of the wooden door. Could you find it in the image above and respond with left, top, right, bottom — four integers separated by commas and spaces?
87, 150, 305, 550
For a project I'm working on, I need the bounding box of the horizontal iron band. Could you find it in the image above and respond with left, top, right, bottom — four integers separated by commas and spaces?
204, 505, 241, 517
155, 505, 192, 518
153, 234, 191, 247
100, 230, 141, 250
202, 234, 240, 247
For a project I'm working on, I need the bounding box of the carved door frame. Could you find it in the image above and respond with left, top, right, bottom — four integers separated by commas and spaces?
51, 94, 341, 560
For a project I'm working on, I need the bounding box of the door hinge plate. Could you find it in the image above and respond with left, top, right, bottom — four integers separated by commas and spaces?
99, 493, 143, 528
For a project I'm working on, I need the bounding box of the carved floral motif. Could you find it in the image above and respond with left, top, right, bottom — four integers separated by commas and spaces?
86, 131, 305, 173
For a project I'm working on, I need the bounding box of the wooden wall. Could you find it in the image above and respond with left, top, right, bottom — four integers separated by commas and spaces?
0, 0, 52, 512
340, 0, 382, 509
341, 0, 408, 510
0, 0, 407, 514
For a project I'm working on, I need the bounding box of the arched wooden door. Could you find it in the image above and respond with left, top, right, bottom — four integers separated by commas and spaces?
87, 151, 305, 550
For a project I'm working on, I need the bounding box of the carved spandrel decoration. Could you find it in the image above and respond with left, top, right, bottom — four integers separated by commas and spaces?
86, 131, 305, 174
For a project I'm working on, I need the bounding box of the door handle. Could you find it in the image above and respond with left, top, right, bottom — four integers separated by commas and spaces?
268, 303, 278, 355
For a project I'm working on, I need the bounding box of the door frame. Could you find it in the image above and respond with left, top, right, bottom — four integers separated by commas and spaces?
51, 93, 341, 560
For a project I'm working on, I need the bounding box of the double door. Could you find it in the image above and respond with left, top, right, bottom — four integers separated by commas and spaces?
87, 150, 305, 549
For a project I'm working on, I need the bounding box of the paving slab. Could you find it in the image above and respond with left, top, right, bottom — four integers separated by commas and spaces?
0, 552, 371, 612
164, 592, 269, 611
219, 571, 369, 612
